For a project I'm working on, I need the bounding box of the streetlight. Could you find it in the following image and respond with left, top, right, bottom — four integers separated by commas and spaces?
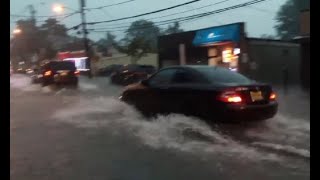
52, 4, 78, 13
13, 28, 22, 35
52, 4, 64, 14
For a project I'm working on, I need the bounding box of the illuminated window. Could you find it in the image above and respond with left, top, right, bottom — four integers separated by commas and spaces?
222, 49, 233, 63
233, 48, 240, 55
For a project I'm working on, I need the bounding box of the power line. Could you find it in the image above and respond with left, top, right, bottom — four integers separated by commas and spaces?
87, 0, 202, 25
245, 5, 276, 14
89, 18, 188, 31
85, 0, 135, 10
11, 13, 78, 29
56, 12, 79, 22
182, 1, 226, 25
97, 8, 114, 18
88, 0, 266, 30
88, 16, 202, 33
89, 0, 269, 33
11, 2, 47, 18
92, 0, 233, 29
91, 22, 169, 32
10, 12, 79, 29
11, 19, 48, 24
91, 15, 202, 33
91, 22, 175, 33
90, 16, 200, 34
10, 13, 74, 18
67, 24, 82, 31
88, 4, 115, 24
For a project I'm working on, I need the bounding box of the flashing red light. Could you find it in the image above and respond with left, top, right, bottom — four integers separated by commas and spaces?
218, 91, 242, 103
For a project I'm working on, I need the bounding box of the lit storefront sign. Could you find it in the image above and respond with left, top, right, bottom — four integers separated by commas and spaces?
190, 23, 243, 71
57, 51, 86, 60
192, 23, 241, 46
63, 57, 88, 71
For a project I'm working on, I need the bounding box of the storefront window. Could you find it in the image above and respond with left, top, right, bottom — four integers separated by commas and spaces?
222, 48, 233, 63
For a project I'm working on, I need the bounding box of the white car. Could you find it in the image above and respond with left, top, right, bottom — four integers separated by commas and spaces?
26, 69, 34, 74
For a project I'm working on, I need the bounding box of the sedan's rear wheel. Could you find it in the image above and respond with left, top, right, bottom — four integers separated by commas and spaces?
42, 81, 49, 87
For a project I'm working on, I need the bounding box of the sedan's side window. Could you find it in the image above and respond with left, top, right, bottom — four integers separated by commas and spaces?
149, 69, 177, 86
171, 70, 203, 84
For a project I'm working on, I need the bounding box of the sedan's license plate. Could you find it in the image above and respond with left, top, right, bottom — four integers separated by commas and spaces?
61, 72, 68, 76
250, 91, 263, 101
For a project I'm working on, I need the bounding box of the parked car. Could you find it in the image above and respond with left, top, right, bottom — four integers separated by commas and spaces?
30, 68, 42, 84
16, 68, 26, 74
97, 64, 123, 77
40, 61, 79, 87
26, 68, 34, 74
120, 65, 278, 122
111, 64, 156, 86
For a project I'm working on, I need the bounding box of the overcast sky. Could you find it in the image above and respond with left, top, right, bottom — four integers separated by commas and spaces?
10, 0, 287, 41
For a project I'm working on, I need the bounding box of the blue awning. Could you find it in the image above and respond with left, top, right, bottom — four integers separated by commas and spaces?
192, 23, 241, 46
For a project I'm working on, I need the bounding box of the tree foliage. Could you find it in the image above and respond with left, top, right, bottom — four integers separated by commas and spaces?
11, 18, 70, 64
11, 19, 44, 64
96, 32, 116, 56
40, 18, 68, 37
164, 22, 184, 35
275, 0, 310, 40
125, 20, 160, 51
118, 20, 160, 64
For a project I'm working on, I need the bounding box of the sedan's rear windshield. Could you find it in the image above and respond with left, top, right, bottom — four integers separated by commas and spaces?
49, 62, 76, 71
197, 67, 253, 85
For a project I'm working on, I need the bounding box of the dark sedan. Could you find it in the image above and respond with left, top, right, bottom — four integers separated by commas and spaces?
97, 64, 123, 77
120, 65, 278, 122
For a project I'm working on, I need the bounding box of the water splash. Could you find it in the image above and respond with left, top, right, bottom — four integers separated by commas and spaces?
52, 96, 281, 162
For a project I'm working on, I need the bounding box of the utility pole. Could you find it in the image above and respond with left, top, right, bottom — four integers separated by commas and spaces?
28, 5, 36, 25
79, 0, 92, 78
27, 4, 37, 68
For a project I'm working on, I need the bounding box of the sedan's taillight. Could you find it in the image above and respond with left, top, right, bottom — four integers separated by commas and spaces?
218, 91, 242, 103
44, 70, 52, 76
74, 70, 80, 76
269, 92, 277, 101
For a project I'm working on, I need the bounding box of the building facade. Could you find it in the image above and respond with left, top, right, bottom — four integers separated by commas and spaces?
158, 22, 301, 86
294, 9, 310, 90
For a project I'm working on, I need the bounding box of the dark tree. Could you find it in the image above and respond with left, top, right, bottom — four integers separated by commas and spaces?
164, 22, 184, 35
118, 20, 160, 63
96, 32, 117, 56
275, 0, 310, 40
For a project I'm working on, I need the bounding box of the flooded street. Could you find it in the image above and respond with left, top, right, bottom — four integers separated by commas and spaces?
11, 74, 310, 180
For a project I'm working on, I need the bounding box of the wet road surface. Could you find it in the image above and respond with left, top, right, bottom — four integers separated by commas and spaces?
10, 74, 310, 180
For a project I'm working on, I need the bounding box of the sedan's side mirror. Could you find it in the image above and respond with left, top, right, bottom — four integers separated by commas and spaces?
141, 79, 149, 86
